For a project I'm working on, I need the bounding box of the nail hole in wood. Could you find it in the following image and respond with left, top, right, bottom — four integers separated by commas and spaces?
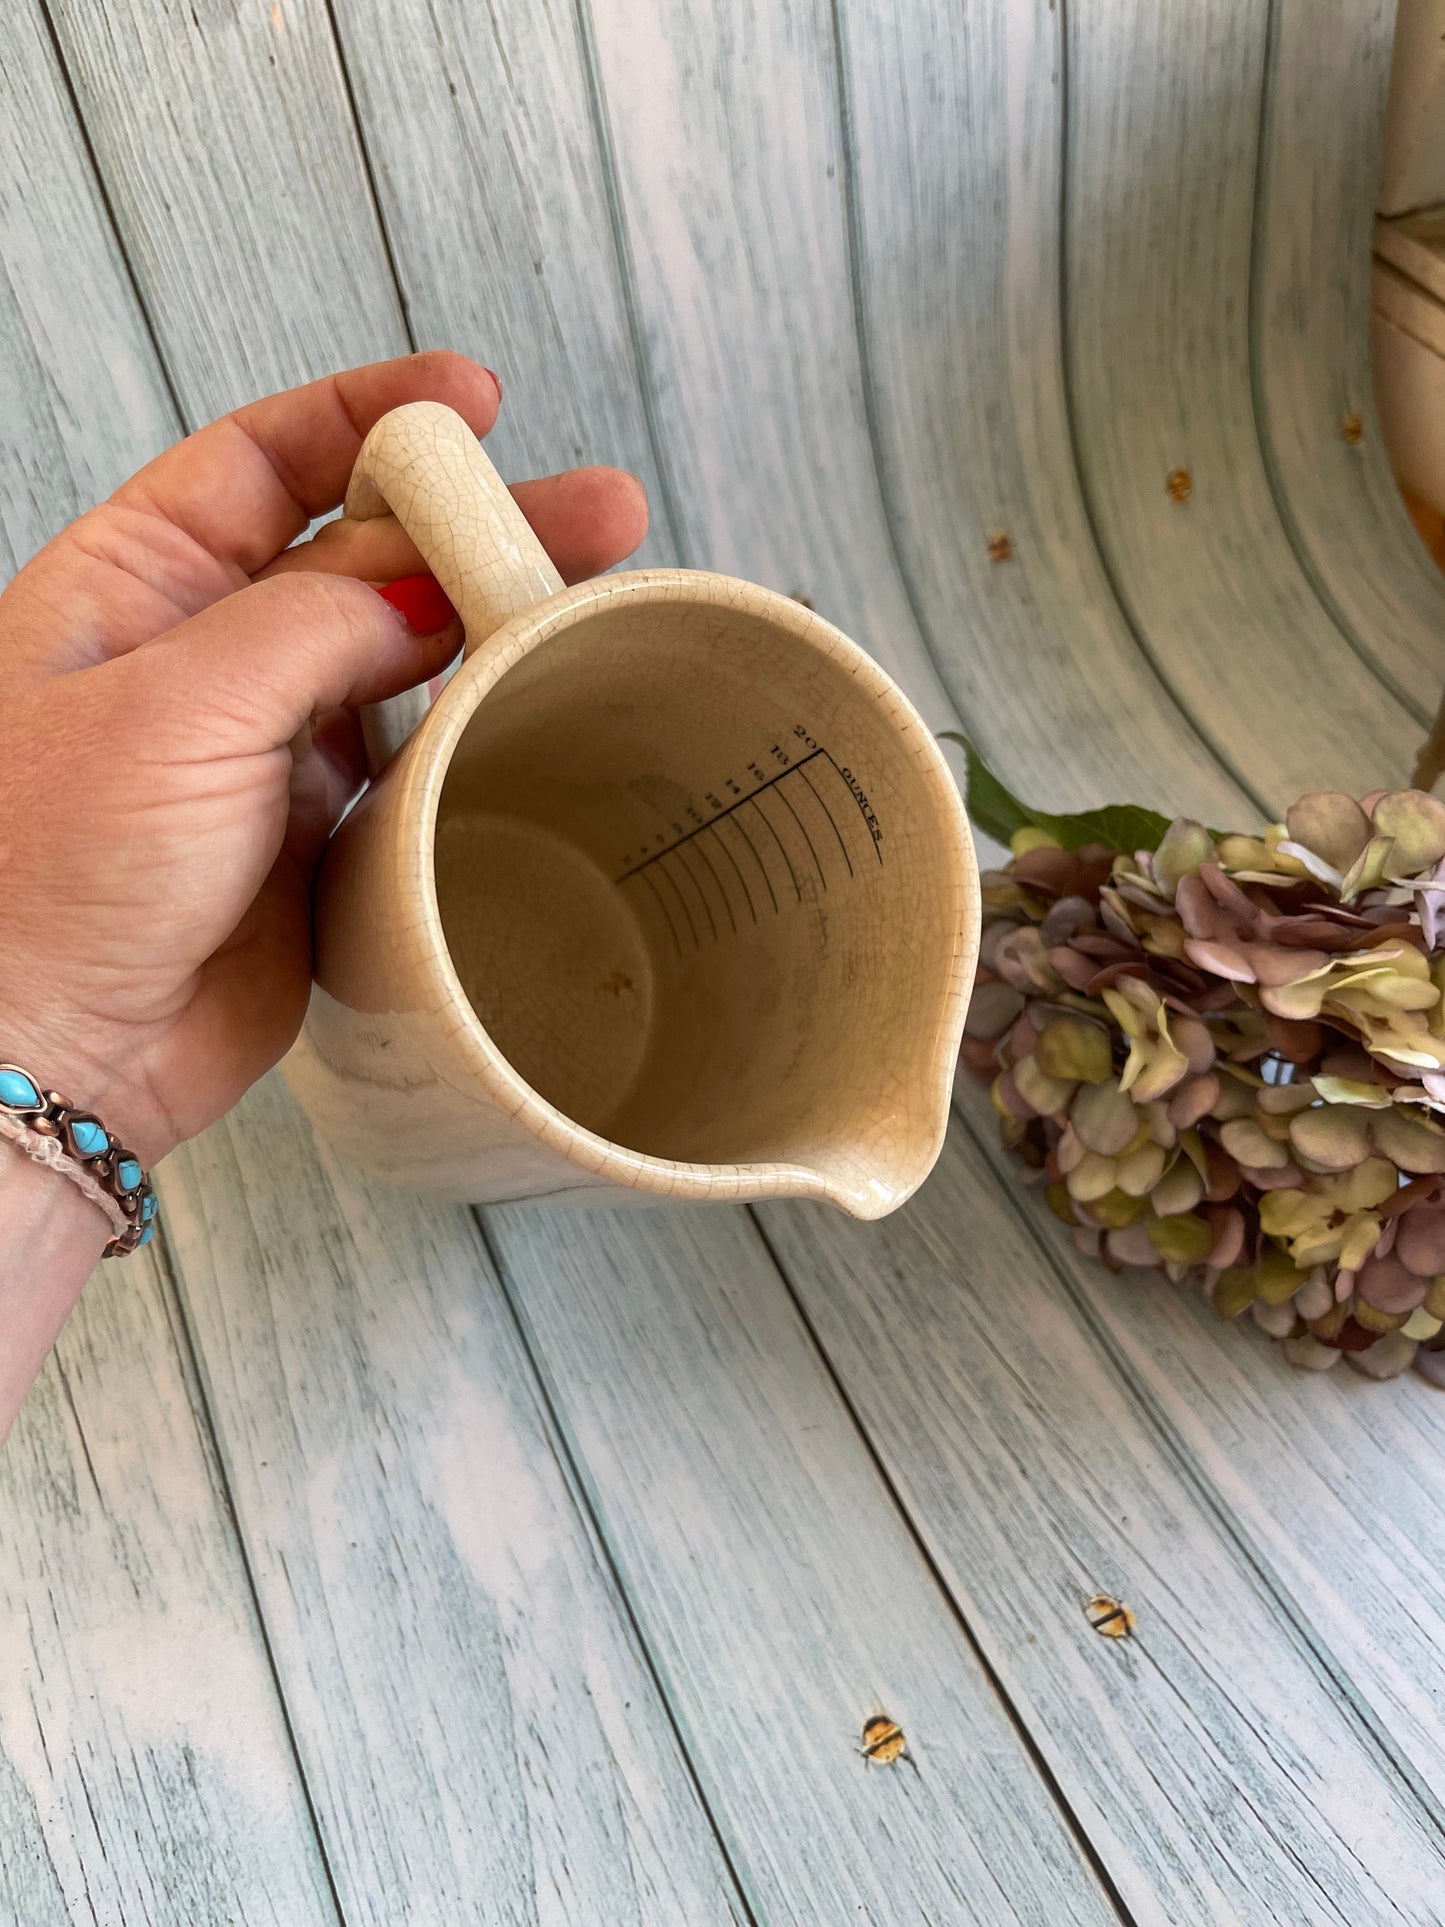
1084, 1593, 1135, 1639
860, 1713, 907, 1764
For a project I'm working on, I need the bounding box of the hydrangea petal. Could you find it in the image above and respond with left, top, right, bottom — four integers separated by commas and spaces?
1356, 1254, 1428, 1314
1071, 1079, 1139, 1156
1148, 1212, 1213, 1263
1339, 1213, 1385, 1273
1371, 789, 1445, 876
1288, 1104, 1371, 1171
1123, 1038, 1191, 1103
1039, 895, 1096, 945
1283, 1334, 1343, 1371
1034, 1016, 1113, 1085
1105, 1223, 1161, 1266
1011, 1056, 1077, 1117
1312, 1075, 1394, 1108
1207, 1206, 1248, 1269
1284, 792, 1372, 872
1066, 1151, 1118, 1203
1217, 834, 1276, 872
1256, 1243, 1305, 1304
1153, 819, 1215, 895
1370, 1105, 1445, 1174
963, 982, 1024, 1040
1245, 945, 1329, 988
1220, 1118, 1286, 1170
1183, 939, 1255, 982
1151, 1157, 1206, 1216
1260, 978, 1329, 1022
1395, 1206, 1445, 1278
1167, 1073, 1219, 1129
1345, 1332, 1418, 1379
1116, 1141, 1168, 1196
1325, 1158, 1400, 1212
1339, 835, 1395, 901
1274, 841, 1344, 889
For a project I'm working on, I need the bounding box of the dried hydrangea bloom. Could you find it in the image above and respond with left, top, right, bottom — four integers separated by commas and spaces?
963, 788, 1445, 1385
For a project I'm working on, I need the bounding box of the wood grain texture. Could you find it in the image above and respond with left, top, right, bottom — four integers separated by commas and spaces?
324, 0, 672, 555
757, 1114, 1445, 1925
1254, 0, 1445, 724
834, 0, 1253, 826
11, 2, 1444, 1919
45, 0, 407, 422
0, 1250, 338, 1927
581, 0, 960, 734
485, 1197, 1119, 1926
157, 1074, 748, 1926
0, 30, 334, 1924
950, 1072, 1445, 1847
0, 4, 178, 571
1064, 0, 1421, 807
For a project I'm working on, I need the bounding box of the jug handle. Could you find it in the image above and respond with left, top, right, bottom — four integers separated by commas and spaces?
343, 401, 564, 773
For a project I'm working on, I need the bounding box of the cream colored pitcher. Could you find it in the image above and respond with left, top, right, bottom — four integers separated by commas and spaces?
284, 402, 979, 1216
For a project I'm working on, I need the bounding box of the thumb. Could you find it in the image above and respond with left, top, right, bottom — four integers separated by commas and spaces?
126, 570, 460, 753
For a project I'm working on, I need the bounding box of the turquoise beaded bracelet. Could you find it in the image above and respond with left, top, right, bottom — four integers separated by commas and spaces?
0, 1064, 157, 1257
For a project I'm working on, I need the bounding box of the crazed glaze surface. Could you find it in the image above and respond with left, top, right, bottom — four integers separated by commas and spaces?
284, 402, 979, 1214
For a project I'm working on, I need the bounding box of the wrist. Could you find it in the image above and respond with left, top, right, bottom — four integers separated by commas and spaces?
0, 1017, 176, 1166
0, 1131, 113, 1437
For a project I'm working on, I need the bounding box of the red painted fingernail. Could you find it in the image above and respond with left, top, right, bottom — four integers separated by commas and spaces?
377, 574, 456, 634
484, 367, 502, 399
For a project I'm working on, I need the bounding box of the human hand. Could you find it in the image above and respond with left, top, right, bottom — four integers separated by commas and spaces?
0, 352, 648, 1166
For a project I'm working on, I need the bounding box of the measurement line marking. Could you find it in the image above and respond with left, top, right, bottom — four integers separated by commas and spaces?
725, 812, 778, 914
690, 834, 738, 933
821, 749, 883, 863
749, 795, 802, 902
673, 846, 719, 942
777, 784, 826, 891
657, 856, 699, 947
615, 748, 826, 881
638, 868, 682, 957
798, 762, 853, 877
707, 822, 756, 924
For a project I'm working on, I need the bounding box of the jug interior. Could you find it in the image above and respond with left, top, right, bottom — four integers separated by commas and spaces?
432, 594, 969, 1210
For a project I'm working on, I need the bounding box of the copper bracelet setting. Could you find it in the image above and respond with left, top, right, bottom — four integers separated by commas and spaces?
0, 1064, 157, 1257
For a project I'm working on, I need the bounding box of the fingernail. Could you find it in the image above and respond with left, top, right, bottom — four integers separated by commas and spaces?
377, 574, 456, 634
484, 367, 502, 400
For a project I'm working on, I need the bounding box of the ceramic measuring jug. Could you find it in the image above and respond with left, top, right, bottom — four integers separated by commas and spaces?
284, 402, 979, 1216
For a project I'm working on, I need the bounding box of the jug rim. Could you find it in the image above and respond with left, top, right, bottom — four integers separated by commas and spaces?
390, 566, 980, 1218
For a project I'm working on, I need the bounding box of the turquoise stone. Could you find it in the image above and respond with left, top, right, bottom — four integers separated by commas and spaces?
117, 1156, 143, 1192
141, 1193, 158, 1223
0, 1069, 40, 1110
137, 1224, 154, 1247
70, 1119, 108, 1157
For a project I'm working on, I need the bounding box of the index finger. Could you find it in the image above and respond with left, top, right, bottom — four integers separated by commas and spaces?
112, 352, 502, 578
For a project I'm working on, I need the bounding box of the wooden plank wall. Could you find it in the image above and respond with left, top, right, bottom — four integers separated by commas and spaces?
5, 0, 1445, 1920
1, 14, 334, 1920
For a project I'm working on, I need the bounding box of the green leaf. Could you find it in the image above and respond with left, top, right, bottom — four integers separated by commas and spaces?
940, 731, 1175, 855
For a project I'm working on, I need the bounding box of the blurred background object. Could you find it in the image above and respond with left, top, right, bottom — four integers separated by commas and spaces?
1376, 0, 1445, 551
